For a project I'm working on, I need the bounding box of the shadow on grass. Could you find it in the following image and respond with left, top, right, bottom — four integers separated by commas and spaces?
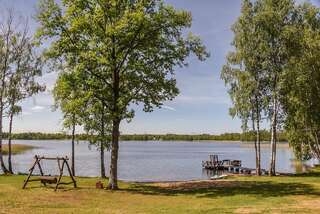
126, 180, 320, 199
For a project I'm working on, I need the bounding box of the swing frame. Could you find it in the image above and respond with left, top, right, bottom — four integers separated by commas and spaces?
22, 155, 77, 191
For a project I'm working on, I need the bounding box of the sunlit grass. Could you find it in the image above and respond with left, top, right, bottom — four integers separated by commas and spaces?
0, 169, 320, 213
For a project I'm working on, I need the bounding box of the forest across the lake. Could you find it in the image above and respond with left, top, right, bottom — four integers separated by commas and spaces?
2, 130, 287, 142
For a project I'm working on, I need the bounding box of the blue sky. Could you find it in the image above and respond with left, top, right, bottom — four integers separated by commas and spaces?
1, 0, 319, 134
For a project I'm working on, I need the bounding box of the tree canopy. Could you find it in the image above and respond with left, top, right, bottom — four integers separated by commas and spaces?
37, 0, 208, 189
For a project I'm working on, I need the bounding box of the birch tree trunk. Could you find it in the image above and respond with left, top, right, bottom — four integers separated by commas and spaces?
269, 96, 277, 176
255, 98, 261, 176
71, 118, 76, 176
251, 110, 259, 175
256, 111, 261, 176
0, 81, 9, 174
8, 108, 14, 174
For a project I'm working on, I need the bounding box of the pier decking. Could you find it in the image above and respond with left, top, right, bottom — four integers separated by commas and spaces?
202, 155, 260, 175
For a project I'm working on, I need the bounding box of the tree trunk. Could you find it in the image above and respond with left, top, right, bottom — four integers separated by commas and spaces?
251, 110, 259, 176
8, 110, 14, 174
255, 99, 261, 176
71, 118, 76, 176
269, 96, 277, 176
108, 37, 120, 189
0, 96, 9, 174
108, 119, 120, 190
100, 142, 106, 179
100, 107, 106, 179
256, 114, 261, 176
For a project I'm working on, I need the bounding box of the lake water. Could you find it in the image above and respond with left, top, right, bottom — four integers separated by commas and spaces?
1, 140, 318, 181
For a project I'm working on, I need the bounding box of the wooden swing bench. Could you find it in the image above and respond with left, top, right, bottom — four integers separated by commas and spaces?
22, 155, 77, 191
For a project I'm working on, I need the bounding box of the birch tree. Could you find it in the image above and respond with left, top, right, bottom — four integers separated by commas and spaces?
53, 71, 84, 176
0, 10, 43, 174
253, 0, 298, 175
222, 0, 268, 175
6, 25, 44, 173
282, 3, 320, 161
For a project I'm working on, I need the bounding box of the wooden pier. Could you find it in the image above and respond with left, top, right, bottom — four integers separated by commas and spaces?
202, 155, 252, 175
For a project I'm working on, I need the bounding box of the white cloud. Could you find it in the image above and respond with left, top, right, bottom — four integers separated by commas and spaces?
175, 95, 230, 105
162, 105, 177, 111
31, 105, 45, 112
22, 111, 32, 116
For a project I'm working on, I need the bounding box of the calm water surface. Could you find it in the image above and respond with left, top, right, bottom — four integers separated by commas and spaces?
1, 140, 318, 181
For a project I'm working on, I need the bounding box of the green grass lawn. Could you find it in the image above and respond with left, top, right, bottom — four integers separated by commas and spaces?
0, 169, 320, 214
2, 144, 35, 155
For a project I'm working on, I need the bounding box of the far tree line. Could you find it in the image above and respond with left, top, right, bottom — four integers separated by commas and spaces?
0, 131, 287, 142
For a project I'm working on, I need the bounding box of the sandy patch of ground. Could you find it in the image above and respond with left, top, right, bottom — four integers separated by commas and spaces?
292, 197, 320, 210
152, 179, 240, 190
234, 207, 261, 214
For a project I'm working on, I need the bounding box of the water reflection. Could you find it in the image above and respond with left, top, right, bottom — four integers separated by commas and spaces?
291, 160, 313, 173
202, 169, 226, 178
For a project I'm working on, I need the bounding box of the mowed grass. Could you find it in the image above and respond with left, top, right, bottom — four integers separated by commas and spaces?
2, 144, 35, 155
0, 169, 320, 214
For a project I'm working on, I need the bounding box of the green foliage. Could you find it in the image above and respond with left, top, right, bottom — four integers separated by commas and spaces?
5, 27, 45, 118
281, 3, 320, 160
53, 71, 85, 129
36, 0, 208, 188
36, 0, 209, 122
2, 131, 287, 142
223, 0, 320, 162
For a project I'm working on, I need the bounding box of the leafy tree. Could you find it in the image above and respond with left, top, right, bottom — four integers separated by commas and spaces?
0, 11, 14, 174
82, 98, 111, 178
53, 71, 85, 176
281, 3, 320, 161
36, 0, 208, 189
224, 0, 300, 176
222, 0, 269, 175
5, 25, 44, 173
0, 10, 43, 174
253, 0, 299, 175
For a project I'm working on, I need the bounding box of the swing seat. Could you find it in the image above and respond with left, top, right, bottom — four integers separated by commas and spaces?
39, 176, 58, 184
23, 155, 77, 191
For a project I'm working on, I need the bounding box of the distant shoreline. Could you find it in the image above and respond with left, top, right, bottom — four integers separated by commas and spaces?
2, 131, 287, 142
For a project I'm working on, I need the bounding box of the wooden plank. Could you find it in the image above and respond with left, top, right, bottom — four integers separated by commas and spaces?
37, 161, 46, 186
37, 157, 69, 161
39, 176, 57, 182
64, 160, 77, 188
22, 158, 39, 189
55, 160, 65, 191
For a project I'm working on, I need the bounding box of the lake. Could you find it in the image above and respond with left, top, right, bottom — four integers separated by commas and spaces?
1, 140, 318, 181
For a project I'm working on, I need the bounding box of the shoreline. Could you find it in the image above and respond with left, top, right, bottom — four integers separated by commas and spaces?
5, 138, 289, 143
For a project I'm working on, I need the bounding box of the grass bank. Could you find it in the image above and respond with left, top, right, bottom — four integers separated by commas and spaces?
0, 169, 320, 213
2, 144, 35, 155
